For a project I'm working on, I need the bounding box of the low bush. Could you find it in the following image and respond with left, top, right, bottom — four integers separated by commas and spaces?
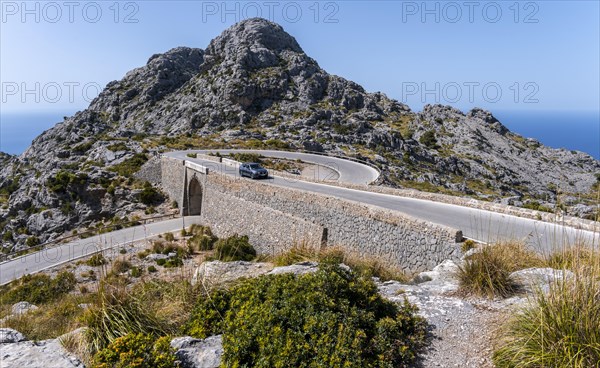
111, 259, 131, 274
211, 235, 256, 262
147, 265, 158, 273
109, 153, 148, 177
25, 236, 40, 247
185, 265, 428, 367
86, 254, 107, 267
139, 182, 163, 206
0, 271, 77, 305
130, 267, 143, 278
91, 333, 176, 368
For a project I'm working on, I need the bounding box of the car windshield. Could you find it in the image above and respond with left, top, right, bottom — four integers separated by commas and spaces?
249, 164, 261, 169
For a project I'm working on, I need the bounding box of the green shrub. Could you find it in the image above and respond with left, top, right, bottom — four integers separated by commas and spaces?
109, 153, 148, 177
211, 235, 256, 262
106, 142, 128, 152
147, 265, 158, 273
187, 233, 216, 252
419, 130, 438, 149
156, 259, 166, 266
25, 235, 40, 247
111, 259, 132, 274
139, 182, 163, 205
130, 267, 143, 278
91, 333, 176, 368
185, 265, 428, 367
461, 239, 476, 252
86, 254, 107, 267
2, 230, 13, 241
164, 233, 175, 242
0, 271, 76, 305
47, 170, 88, 193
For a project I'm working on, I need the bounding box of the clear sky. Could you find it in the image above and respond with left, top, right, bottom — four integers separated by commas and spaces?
1, 0, 599, 115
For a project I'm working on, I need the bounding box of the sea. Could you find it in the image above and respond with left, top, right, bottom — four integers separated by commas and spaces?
0, 110, 599, 159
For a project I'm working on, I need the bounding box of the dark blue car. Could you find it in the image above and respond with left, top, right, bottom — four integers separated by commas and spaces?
239, 162, 269, 179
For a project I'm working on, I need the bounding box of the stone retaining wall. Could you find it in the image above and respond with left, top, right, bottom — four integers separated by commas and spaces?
161, 156, 462, 273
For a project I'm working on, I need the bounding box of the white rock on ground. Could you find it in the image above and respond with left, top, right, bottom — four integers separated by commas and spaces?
0, 330, 84, 368
11, 301, 38, 316
171, 335, 223, 368
267, 261, 319, 276
191, 261, 274, 286
509, 267, 574, 294
0, 328, 27, 343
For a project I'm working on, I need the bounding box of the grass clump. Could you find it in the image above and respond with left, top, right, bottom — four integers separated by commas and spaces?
86, 254, 107, 267
0, 271, 77, 305
493, 273, 600, 367
91, 333, 176, 368
494, 246, 600, 367
211, 235, 256, 262
457, 241, 545, 298
1, 294, 89, 340
187, 225, 217, 252
457, 245, 518, 298
185, 264, 428, 367
82, 284, 170, 353
272, 245, 408, 282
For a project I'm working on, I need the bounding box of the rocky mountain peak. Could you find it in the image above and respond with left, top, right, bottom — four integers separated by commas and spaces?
206, 18, 303, 56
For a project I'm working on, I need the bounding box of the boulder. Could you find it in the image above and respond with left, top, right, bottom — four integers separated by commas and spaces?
171, 335, 223, 368
267, 261, 319, 276
191, 261, 274, 286
0, 335, 84, 367
11, 301, 38, 316
0, 328, 27, 343
510, 267, 574, 294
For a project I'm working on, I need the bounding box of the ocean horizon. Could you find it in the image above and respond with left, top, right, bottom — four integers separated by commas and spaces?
1, 110, 598, 159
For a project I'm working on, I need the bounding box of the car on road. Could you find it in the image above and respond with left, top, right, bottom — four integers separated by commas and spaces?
239, 162, 269, 179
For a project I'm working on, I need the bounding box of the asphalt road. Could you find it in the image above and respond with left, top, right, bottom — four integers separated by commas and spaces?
0, 217, 202, 285
167, 150, 599, 253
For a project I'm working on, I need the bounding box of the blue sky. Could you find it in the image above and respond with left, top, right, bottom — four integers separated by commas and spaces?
1, 0, 599, 114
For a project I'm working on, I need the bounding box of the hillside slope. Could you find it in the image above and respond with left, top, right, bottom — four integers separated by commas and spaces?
0, 18, 598, 250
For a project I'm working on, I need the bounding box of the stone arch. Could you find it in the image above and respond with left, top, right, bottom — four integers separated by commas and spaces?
187, 175, 203, 216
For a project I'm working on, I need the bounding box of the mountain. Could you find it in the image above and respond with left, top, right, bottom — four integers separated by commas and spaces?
0, 18, 598, 250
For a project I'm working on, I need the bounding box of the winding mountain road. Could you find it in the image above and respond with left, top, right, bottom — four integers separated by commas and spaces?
168, 150, 599, 251
1, 149, 597, 285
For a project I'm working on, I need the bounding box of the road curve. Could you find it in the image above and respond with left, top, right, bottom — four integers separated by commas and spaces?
166, 150, 599, 252
188, 149, 380, 185
0, 217, 202, 285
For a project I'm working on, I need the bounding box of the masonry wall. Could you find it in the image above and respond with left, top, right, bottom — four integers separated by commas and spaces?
161, 156, 463, 274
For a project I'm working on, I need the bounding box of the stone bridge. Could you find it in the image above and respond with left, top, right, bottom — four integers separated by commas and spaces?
160, 154, 463, 274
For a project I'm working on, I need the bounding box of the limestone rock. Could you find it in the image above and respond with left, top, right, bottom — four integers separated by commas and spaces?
267, 261, 319, 276
0, 328, 27, 343
171, 335, 223, 368
510, 267, 574, 294
191, 261, 274, 286
0, 336, 84, 368
11, 301, 38, 316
